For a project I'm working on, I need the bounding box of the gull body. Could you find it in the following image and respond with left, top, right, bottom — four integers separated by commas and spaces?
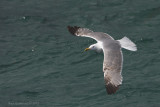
67, 26, 137, 94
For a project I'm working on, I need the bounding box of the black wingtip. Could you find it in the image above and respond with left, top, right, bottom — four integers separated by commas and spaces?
67, 26, 80, 35
106, 83, 119, 95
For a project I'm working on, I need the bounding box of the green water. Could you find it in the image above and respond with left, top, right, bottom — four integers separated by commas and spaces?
0, 0, 160, 107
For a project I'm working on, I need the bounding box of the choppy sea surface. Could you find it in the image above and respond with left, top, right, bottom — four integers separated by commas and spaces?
0, 0, 160, 107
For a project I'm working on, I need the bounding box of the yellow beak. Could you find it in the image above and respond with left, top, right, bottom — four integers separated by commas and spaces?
84, 48, 90, 51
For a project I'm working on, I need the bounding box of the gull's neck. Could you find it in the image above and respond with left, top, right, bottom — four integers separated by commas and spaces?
97, 42, 103, 49
95, 42, 103, 52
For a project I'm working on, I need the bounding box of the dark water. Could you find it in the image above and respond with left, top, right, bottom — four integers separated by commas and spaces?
0, 0, 160, 106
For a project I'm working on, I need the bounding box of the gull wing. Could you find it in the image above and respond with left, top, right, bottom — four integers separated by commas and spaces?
103, 43, 123, 94
67, 26, 114, 42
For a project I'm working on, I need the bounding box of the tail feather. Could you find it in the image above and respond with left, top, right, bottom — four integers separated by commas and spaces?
117, 36, 137, 51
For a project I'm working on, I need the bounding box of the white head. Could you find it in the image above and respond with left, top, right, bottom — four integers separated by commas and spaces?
84, 43, 103, 52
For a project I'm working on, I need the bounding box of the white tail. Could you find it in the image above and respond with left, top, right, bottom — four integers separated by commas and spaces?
117, 36, 137, 51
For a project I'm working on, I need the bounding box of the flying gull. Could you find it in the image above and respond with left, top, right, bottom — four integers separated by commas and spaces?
67, 26, 137, 94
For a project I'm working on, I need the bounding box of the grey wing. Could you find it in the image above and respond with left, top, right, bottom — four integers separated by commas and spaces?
103, 43, 123, 94
67, 26, 114, 42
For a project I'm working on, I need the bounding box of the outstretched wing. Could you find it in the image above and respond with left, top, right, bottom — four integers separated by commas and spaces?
67, 26, 114, 42
103, 43, 123, 94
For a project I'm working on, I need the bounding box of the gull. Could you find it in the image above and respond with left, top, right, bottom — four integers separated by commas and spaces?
67, 26, 137, 94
